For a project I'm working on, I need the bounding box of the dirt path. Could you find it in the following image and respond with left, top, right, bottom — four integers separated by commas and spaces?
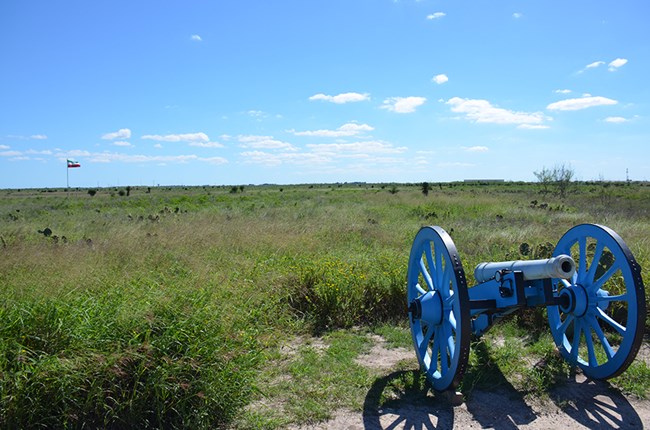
294, 336, 650, 430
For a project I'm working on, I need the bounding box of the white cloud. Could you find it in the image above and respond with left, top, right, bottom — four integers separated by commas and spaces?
5, 134, 48, 140
0, 144, 9, 150
189, 141, 225, 148
237, 135, 297, 150
446, 97, 546, 125
247, 110, 267, 118
608, 58, 627, 71
26, 149, 53, 155
153, 144, 163, 149
141, 132, 209, 143
381, 96, 426, 113
517, 124, 550, 130
309, 92, 370, 104
83, 151, 227, 165
426, 12, 446, 20
240, 150, 329, 167
604, 116, 628, 123
546, 96, 618, 111
102, 128, 132, 140
0, 150, 23, 157
432, 74, 449, 84
554, 89, 572, 94
586, 61, 605, 69
463, 146, 489, 153
306, 141, 406, 155
113, 141, 132, 147
292, 122, 374, 137
191, 34, 202, 42
512, 12, 523, 19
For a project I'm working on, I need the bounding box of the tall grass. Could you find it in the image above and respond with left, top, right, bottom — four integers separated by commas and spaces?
1, 182, 649, 426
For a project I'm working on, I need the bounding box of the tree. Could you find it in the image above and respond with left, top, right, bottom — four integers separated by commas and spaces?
534, 164, 575, 198
554, 164, 575, 198
533, 167, 554, 195
421, 182, 432, 196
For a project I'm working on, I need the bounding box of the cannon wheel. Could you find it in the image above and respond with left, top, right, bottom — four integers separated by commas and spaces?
548, 224, 646, 380
407, 226, 471, 391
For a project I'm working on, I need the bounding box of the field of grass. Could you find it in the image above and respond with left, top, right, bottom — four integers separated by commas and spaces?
1, 181, 649, 428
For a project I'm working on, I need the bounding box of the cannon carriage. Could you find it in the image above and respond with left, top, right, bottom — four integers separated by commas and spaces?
407, 223, 647, 391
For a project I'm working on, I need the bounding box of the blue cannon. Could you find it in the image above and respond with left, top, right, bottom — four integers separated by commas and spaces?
407, 224, 647, 391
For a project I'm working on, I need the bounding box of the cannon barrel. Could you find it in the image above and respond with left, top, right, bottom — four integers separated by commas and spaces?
473, 254, 575, 283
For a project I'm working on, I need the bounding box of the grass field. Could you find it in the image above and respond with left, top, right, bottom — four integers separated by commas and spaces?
1, 182, 649, 428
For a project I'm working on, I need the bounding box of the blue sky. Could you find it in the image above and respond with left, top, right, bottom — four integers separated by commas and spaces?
1, 0, 649, 188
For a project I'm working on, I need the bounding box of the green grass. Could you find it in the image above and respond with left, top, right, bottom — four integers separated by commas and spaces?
1, 182, 649, 427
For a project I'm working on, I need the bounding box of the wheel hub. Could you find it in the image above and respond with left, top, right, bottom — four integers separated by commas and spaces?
410, 290, 443, 326
559, 285, 588, 317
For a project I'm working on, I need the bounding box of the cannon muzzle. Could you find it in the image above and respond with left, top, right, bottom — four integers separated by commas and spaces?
473, 254, 575, 283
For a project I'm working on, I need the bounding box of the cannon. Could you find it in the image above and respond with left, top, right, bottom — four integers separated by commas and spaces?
407, 224, 647, 391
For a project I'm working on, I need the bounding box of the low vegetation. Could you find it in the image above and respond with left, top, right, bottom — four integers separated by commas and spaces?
1, 181, 649, 428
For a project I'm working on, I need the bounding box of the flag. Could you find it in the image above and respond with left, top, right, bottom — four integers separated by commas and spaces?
67, 159, 81, 168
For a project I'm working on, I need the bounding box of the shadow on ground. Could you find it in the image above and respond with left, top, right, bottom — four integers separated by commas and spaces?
361, 370, 643, 429
549, 374, 644, 429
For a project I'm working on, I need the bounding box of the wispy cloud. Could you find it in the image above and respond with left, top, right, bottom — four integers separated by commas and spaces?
380, 96, 426, 113
141, 132, 209, 143
546, 95, 617, 111
5, 134, 48, 140
102, 128, 132, 140
518, 124, 550, 130
604, 116, 628, 123
463, 146, 489, 153
432, 74, 448, 84
113, 141, 132, 147
240, 150, 328, 167
0, 145, 9, 150
189, 141, 225, 148
446, 97, 546, 125
554, 89, 572, 94
237, 135, 297, 151
608, 58, 627, 71
291, 122, 374, 138
306, 140, 406, 155
240, 140, 407, 168
1, 150, 22, 157
579, 58, 628, 74
512, 12, 523, 19
586, 61, 605, 69
80, 151, 226, 165
309, 92, 370, 104
191, 34, 202, 42
426, 12, 446, 20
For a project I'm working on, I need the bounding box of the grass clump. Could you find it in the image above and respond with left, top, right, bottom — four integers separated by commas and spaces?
0, 289, 261, 429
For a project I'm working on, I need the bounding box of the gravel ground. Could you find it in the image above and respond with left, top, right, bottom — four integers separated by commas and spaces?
291, 336, 650, 430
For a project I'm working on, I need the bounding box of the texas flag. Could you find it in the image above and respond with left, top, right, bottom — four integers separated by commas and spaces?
67, 159, 81, 168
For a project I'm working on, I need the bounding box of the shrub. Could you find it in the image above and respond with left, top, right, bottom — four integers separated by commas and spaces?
285, 255, 405, 333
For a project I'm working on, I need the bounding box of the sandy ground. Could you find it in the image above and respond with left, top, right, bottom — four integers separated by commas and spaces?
291, 335, 650, 430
